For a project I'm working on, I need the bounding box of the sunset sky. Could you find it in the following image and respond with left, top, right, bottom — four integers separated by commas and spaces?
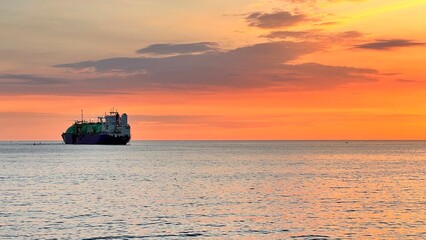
1, 0, 425, 140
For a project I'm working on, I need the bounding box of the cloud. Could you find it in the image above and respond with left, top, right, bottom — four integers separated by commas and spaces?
51, 41, 314, 92
0, 41, 378, 95
54, 41, 376, 91
132, 114, 222, 124
246, 11, 306, 28
264, 30, 311, 39
263, 30, 363, 42
354, 39, 425, 50
132, 114, 286, 129
0, 74, 69, 85
275, 62, 376, 89
396, 79, 423, 83
0, 73, 130, 95
315, 21, 338, 26
338, 31, 364, 38
136, 42, 219, 55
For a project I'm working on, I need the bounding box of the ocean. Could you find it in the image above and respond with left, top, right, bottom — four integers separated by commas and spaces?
0, 141, 425, 239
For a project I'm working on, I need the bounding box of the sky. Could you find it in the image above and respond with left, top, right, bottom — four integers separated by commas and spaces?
0, 0, 425, 140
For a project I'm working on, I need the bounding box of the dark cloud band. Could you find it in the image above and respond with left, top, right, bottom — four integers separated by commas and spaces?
1, 41, 378, 95
354, 39, 425, 50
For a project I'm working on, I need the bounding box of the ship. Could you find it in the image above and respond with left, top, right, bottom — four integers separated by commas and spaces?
62, 110, 131, 145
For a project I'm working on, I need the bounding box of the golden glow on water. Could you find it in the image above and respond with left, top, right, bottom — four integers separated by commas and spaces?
1, 141, 424, 239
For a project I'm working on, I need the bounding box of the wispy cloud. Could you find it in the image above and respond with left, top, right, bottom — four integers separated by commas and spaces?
396, 79, 424, 83
132, 114, 287, 129
246, 11, 307, 28
0, 74, 69, 85
263, 30, 363, 42
315, 21, 338, 26
354, 39, 425, 50
132, 114, 222, 124
136, 42, 219, 56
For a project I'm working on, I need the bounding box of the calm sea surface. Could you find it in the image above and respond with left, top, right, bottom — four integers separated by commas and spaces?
0, 141, 425, 239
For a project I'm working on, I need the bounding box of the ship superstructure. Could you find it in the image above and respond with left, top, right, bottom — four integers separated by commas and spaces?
62, 110, 131, 145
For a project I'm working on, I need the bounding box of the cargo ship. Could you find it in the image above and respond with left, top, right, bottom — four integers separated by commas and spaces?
62, 110, 131, 145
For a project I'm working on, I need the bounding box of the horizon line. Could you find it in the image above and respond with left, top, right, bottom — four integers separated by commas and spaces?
2, 139, 426, 142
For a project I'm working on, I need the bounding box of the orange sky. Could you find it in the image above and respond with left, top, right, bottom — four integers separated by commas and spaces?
0, 0, 425, 140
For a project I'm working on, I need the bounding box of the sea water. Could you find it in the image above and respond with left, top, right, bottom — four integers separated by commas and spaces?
0, 141, 425, 239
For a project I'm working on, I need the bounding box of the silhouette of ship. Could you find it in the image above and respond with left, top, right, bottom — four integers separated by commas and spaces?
62, 109, 130, 145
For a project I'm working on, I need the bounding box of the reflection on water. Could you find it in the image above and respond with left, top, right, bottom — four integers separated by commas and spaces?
0, 141, 425, 239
